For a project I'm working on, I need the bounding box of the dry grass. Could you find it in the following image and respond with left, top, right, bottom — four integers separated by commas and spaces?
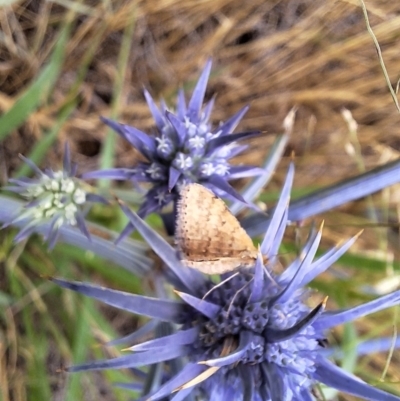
1, 0, 400, 177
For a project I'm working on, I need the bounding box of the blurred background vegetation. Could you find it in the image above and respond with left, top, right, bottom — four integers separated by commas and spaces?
0, 0, 400, 400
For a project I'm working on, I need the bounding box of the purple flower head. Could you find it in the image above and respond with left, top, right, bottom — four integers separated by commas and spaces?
84, 59, 263, 237
2, 143, 107, 248
53, 163, 400, 400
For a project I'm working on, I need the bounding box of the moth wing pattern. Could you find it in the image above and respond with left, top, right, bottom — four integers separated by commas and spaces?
176, 183, 257, 274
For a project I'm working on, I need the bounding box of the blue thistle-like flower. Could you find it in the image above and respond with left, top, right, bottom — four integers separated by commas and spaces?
2, 144, 106, 248
84, 59, 263, 237
53, 163, 400, 401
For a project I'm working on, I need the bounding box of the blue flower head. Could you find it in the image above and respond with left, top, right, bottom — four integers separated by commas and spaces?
53, 163, 400, 401
3, 143, 106, 248
84, 59, 262, 237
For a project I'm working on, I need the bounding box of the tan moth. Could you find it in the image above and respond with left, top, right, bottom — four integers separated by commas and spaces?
175, 183, 258, 274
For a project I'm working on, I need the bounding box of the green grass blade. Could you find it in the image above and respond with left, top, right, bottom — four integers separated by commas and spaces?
98, 13, 136, 187
65, 296, 93, 400
0, 24, 71, 141
15, 101, 77, 177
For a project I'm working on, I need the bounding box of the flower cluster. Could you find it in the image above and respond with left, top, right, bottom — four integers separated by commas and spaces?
2, 144, 106, 248
84, 59, 262, 236
54, 164, 400, 401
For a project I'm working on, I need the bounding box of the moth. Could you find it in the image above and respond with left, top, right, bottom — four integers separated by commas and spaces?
175, 183, 258, 274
